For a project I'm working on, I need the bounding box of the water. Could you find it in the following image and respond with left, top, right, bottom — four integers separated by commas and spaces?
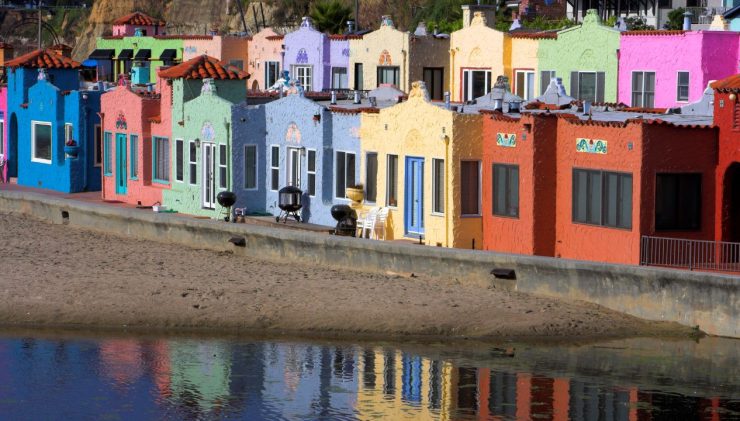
0, 331, 737, 421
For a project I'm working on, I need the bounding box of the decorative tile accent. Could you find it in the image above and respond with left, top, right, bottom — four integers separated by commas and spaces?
285, 122, 301, 143
201, 121, 215, 142
379, 50, 392, 66
496, 133, 517, 147
576, 138, 608, 154
115, 112, 127, 130
296, 48, 309, 64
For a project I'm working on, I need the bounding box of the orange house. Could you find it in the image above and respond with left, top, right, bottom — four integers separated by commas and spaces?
712, 75, 740, 244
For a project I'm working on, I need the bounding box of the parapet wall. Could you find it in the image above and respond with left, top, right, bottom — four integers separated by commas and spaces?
0, 189, 736, 338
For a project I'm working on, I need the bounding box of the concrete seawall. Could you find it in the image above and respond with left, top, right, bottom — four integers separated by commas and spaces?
0, 189, 737, 338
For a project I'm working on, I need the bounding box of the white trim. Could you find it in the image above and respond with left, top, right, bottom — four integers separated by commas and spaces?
218, 143, 228, 190
286, 146, 302, 188
31, 120, 52, 164
514, 70, 535, 101
243, 144, 258, 191
334, 149, 356, 200
291, 64, 313, 92
175, 138, 185, 183
64, 123, 73, 146
0, 119, 5, 158
462, 68, 492, 102
306, 147, 317, 196
630, 70, 656, 108
676, 70, 690, 103
188, 140, 198, 186
270, 144, 280, 191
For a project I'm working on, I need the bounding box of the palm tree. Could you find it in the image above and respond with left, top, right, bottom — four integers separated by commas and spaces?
310, 0, 354, 34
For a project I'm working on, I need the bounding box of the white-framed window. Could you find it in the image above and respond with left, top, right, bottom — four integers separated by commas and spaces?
94, 125, 102, 167
306, 148, 316, 196
377, 66, 400, 87
175, 139, 184, 182
462, 69, 492, 102
677, 71, 690, 102
386, 154, 398, 208
432, 158, 445, 215
189, 141, 197, 185
365, 152, 377, 203
129, 134, 138, 179
515, 70, 535, 101
540, 70, 556, 95
460, 160, 481, 216
64, 123, 73, 146
571, 71, 605, 103
152, 136, 169, 183
335, 151, 356, 199
0, 119, 5, 157
244, 144, 257, 190
265, 61, 280, 88
631, 71, 656, 108
331, 67, 348, 90
31, 121, 52, 164
292, 65, 312, 92
218, 144, 227, 189
270, 145, 280, 191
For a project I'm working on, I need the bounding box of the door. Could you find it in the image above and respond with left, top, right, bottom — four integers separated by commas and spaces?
115, 133, 127, 195
202, 143, 216, 209
287, 147, 302, 188
405, 157, 424, 236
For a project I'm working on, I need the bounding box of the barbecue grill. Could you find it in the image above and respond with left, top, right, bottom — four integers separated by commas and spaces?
217, 191, 237, 222
331, 204, 357, 236
276, 186, 303, 223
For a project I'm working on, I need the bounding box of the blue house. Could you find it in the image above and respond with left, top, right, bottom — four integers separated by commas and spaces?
232, 91, 364, 226
6, 49, 102, 193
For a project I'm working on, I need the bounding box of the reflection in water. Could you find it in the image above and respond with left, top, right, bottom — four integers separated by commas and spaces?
0, 334, 737, 420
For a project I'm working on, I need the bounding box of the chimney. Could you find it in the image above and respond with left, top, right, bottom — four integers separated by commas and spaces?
380, 15, 394, 28
331, 90, 337, 105
347, 20, 356, 34
683, 11, 692, 30
301, 16, 313, 29
444, 91, 451, 109
353, 90, 361, 104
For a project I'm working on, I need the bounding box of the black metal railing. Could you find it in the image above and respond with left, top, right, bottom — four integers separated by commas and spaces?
640, 236, 740, 272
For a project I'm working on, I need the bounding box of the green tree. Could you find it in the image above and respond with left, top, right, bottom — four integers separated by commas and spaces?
665, 7, 685, 30
309, 0, 354, 33
623, 15, 655, 30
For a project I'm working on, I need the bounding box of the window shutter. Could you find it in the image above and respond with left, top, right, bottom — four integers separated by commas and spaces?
596, 72, 606, 103
570, 72, 578, 98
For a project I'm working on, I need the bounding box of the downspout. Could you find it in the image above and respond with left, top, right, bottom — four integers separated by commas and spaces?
97, 111, 105, 199
402, 48, 407, 92
444, 130, 450, 247
449, 49, 455, 101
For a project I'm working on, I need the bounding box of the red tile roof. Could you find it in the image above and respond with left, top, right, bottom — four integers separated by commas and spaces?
711, 74, 740, 92
328, 106, 379, 114
509, 31, 558, 39
157, 55, 249, 80
5, 49, 81, 69
622, 30, 686, 36
113, 12, 166, 27
266, 35, 284, 41
153, 35, 213, 40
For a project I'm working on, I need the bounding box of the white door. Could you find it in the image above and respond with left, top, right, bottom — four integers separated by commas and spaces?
287, 147, 302, 188
202, 143, 216, 209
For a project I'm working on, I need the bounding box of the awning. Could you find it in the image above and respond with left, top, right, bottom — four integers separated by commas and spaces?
117, 49, 134, 60
88, 49, 115, 60
134, 49, 151, 60
159, 49, 177, 61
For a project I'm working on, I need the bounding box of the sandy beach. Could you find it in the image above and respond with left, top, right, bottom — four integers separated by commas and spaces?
0, 211, 689, 339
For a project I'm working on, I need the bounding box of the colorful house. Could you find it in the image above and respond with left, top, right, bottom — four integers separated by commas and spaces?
182, 33, 250, 71
159, 55, 249, 217
247, 28, 284, 91
348, 16, 450, 99
537, 9, 620, 103
724, 6, 740, 31
111, 11, 166, 37
0, 85, 7, 183
283, 17, 331, 93
509, 32, 556, 100
618, 30, 740, 109
5, 49, 102, 193
360, 81, 483, 248
712, 74, 740, 244
328, 35, 351, 91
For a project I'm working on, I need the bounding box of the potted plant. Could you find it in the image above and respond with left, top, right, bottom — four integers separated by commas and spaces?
64, 138, 79, 159
346, 184, 364, 208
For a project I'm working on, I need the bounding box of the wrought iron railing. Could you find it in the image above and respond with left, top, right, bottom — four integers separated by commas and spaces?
640, 236, 740, 272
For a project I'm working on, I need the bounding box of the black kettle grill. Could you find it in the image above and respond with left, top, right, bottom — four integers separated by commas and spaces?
217, 191, 237, 222
331, 204, 357, 236
276, 186, 303, 223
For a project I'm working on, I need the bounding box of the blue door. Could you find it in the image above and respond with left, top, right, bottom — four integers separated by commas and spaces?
405, 157, 424, 236
115, 133, 127, 195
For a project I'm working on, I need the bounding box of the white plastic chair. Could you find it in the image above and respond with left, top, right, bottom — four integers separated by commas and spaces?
373, 207, 389, 240
356, 206, 379, 239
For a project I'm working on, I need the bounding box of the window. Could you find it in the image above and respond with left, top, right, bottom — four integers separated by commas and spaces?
331, 67, 348, 90
366, 153, 378, 203
335, 151, 356, 198
656, 173, 701, 230
153, 137, 170, 183
462, 69, 492, 102
175, 139, 184, 182
270, 146, 280, 191
572, 169, 632, 229
64, 123, 73, 146
129, 135, 138, 179
218, 144, 227, 189
423, 68, 444, 101
677, 71, 690, 102
32, 121, 52, 163
103, 132, 112, 175
306, 149, 316, 196
0, 120, 4, 157
354, 63, 364, 90
377, 66, 400, 87
493, 164, 519, 218
570, 71, 605, 103
94, 125, 102, 166
292, 65, 312, 91
387, 154, 398, 207
244, 145, 257, 190
631, 71, 656, 108
515, 70, 535, 101
432, 159, 444, 214
540, 70, 556, 95
460, 161, 480, 215
265, 61, 280, 88
189, 141, 197, 185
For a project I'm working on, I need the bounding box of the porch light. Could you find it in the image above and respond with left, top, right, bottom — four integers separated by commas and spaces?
300, 146, 306, 156
194, 138, 200, 147
730, 93, 737, 102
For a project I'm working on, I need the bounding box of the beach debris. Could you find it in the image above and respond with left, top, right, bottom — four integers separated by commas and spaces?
229, 236, 246, 247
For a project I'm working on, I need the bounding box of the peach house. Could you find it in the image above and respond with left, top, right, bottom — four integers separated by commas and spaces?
182, 33, 250, 71
509, 32, 557, 101
619, 30, 740, 108
247, 28, 284, 91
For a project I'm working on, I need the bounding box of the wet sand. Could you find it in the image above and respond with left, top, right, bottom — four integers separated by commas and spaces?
0, 212, 689, 340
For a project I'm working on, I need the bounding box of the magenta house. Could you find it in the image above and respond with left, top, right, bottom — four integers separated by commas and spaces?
618, 30, 740, 109
283, 17, 331, 92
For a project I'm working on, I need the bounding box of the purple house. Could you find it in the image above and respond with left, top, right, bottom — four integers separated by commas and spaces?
328, 35, 351, 91
283, 17, 331, 93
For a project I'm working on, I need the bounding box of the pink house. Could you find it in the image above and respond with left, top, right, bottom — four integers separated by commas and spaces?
619, 30, 740, 109
0, 85, 7, 183
112, 12, 166, 37
100, 76, 171, 206
247, 28, 284, 91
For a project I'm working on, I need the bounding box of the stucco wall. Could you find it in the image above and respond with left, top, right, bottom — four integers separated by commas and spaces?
449, 20, 508, 102
349, 25, 410, 92
246, 28, 284, 91
284, 25, 330, 92
328, 38, 350, 72
713, 90, 740, 242
509, 37, 542, 98
96, 36, 185, 83
0, 86, 7, 182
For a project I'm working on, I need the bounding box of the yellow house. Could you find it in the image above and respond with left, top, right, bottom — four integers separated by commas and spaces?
360, 81, 483, 249
348, 16, 449, 100
449, 12, 510, 102
509, 32, 557, 101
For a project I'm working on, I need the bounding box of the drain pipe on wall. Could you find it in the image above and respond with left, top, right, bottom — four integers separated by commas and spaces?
442, 128, 450, 247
